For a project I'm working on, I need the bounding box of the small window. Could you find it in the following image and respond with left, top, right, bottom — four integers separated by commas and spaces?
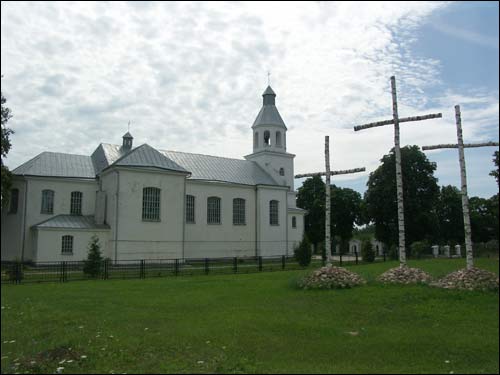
264, 130, 271, 146
41, 190, 54, 214
70, 191, 82, 215
61, 235, 73, 254
186, 195, 195, 223
270, 200, 279, 225
233, 198, 246, 225
9, 188, 19, 214
142, 187, 161, 221
279, 168, 285, 176
276, 131, 282, 147
207, 197, 221, 224
292, 216, 296, 228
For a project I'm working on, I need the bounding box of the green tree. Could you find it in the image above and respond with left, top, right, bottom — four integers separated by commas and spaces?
297, 175, 325, 253
83, 235, 103, 278
364, 145, 440, 250
490, 151, 499, 188
469, 195, 499, 243
361, 240, 375, 263
294, 235, 312, 267
1, 91, 14, 206
330, 185, 363, 245
436, 185, 464, 245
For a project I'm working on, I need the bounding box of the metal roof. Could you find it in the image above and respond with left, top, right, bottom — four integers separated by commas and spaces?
110, 144, 188, 173
252, 105, 287, 129
263, 86, 276, 96
162, 150, 279, 186
33, 215, 110, 230
13, 152, 96, 179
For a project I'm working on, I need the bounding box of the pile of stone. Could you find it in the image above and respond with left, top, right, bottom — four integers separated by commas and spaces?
298, 265, 366, 289
378, 265, 433, 285
431, 267, 499, 291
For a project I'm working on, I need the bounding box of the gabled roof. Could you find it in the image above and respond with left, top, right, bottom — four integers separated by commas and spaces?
108, 144, 188, 174
33, 215, 110, 230
13, 152, 95, 179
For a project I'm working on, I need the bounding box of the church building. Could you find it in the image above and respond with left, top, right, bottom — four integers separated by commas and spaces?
1, 86, 306, 262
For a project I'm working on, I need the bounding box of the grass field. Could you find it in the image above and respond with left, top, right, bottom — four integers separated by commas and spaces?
1, 258, 499, 374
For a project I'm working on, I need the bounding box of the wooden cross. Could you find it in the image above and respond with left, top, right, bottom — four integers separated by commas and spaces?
295, 135, 366, 264
422, 105, 499, 270
353, 76, 442, 267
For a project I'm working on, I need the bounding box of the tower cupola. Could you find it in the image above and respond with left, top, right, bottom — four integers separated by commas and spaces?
122, 131, 133, 151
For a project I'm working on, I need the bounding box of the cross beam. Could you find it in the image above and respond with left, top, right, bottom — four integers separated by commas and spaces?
352, 76, 442, 267
294, 136, 365, 264
422, 105, 499, 270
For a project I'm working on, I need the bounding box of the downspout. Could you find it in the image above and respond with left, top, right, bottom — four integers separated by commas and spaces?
182, 176, 186, 260
21, 178, 28, 261
114, 170, 120, 263
255, 186, 259, 257
285, 191, 288, 257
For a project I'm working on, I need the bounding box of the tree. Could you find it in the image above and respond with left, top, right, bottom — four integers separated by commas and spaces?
361, 240, 375, 263
1, 91, 14, 206
469, 195, 499, 243
490, 151, 499, 188
297, 175, 325, 253
294, 235, 312, 267
364, 145, 440, 252
83, 235, 103, 278
330, 185, 363, 248
436, 185, 464, 245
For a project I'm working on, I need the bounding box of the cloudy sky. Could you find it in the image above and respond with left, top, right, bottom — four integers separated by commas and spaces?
1, 1, 499, 197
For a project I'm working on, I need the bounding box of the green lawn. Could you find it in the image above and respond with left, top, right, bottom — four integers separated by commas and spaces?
1, 258, 499, 374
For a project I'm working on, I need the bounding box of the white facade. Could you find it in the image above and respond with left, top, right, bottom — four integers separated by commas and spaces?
1, 86, 306, 262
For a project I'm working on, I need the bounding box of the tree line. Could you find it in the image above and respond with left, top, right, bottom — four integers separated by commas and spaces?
297, 146, 499, 257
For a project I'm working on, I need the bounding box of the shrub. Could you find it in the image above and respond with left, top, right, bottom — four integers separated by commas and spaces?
361, 240, 375, 263
410, 240, 430, 259
83, 235, 103, 278
294, 235, 312, 267
5, 259, 24, 282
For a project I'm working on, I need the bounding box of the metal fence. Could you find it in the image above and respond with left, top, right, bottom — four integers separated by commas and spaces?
0, 252, 383, 284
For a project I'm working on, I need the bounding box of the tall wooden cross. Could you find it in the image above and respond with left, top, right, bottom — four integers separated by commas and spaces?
422, 105, 499, 270
295, 135, 365, 264
353, 76, 442, 267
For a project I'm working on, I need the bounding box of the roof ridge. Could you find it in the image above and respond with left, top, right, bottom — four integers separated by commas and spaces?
161, 149, 251, 163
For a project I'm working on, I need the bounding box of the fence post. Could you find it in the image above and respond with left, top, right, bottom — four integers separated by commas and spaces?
233, 257, 238, 273
339, 253, 343, 267
104, 259, 109, 280
174, 259, 179, 276
355, 251, 358, 265
14, 262, 22, 284
322, 255, 326, 267
258, 256, 263, 272
59, 261, 64, 282
383, 251, 386, 262
282, 255, 285, 270
140, 260, 145, 279
205, 258, 209, 275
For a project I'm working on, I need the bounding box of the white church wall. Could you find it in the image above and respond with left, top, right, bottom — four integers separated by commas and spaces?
184, 181, 256, 258
34, 228, 110, 262
287, 211, 305, 254
1, 177, 26, 260
257, 186, 288, 256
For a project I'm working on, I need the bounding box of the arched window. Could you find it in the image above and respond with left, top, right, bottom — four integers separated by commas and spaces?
264, 130, 271, 146
186, 195, 195, 223
292, 216, 296, 228
279, 168, 285, 176
207, 196, 221, 224
61, 235, 73, 254
70, 191, 83, 215
276, 131, 282, 147
254, 132, 259, 148
41, 190, 55, 214
142, 187, 161, 221
269, 200, 279, 225
233, 198, 246, 225
9, 188, 19, 214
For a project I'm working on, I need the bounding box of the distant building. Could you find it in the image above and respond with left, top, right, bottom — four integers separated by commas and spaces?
1, 86, 305, 262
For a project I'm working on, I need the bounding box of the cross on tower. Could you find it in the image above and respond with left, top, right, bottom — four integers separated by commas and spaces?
353, 76, 442, 267
422, 105, 499, 270
267, 71, 271, 86
295, 136, 366, 264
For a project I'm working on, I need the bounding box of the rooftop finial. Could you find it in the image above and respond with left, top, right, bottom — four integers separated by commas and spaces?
128, 120, 130, 132
267, 71, 271, 86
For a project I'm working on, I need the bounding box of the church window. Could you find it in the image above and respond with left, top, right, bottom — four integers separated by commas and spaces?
207, 196, 221, 224
142, 187, 161, 221
279, 168, 285, 176
186, 195, 195, 223
61, 235, 73, 254
233, 198, 246, 225
70, 191, 83, 215
9, 188, 19, 214
264, 131, 271, 146
276, 131, 282, 147
41, 190, 54, 214
254, 132, 259, 148
292, 216, 296, 228
270, 200, 279, 225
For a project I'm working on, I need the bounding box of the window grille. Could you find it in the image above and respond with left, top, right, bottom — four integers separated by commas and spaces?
61, 235, 73, 254
270, 200, 279, 225
142, 187, 161, 221
41, 190, 54, 214
292, 216, 296, 228
233, 198, 246, 225
207, 197, 221, 224
186, 195, 195, 223
9, 188, 19, 214
70, 191, 82, 215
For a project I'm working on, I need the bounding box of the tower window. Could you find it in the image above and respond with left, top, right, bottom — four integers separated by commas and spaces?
276, 131, 282, 147
264, 131, 271, 146
279, 168, 285, 176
